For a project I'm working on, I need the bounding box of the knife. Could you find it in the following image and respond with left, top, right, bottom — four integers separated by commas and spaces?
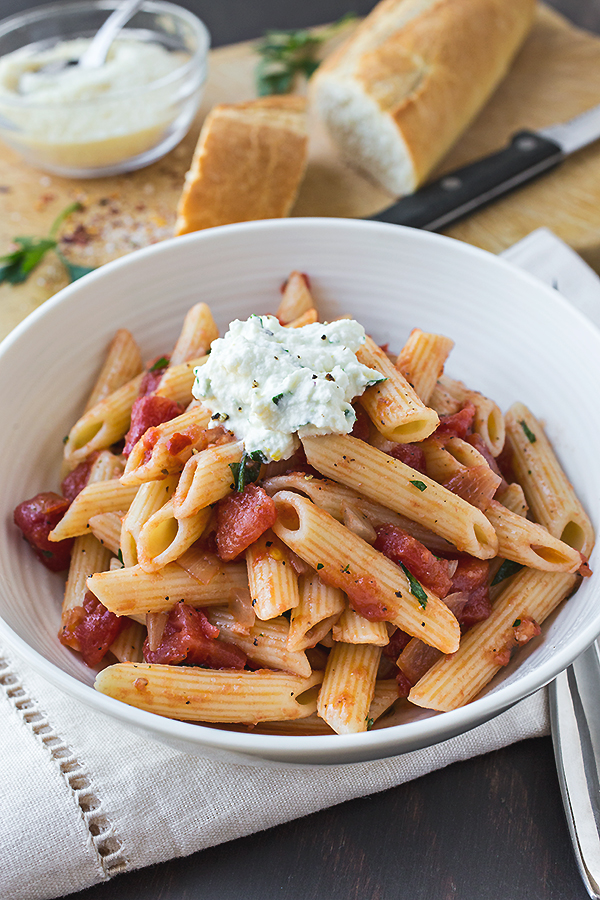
371, 102, 600, 230
550, 643, 600, 900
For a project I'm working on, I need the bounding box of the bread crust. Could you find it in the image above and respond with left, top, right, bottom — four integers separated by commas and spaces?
176, 96, 308, 234
310, 0, 536, 195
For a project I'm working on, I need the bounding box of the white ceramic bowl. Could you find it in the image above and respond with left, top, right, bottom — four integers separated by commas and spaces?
0, 218, 598, 766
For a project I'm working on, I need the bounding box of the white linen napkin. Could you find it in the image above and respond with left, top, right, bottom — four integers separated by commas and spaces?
1, 227, 598, 900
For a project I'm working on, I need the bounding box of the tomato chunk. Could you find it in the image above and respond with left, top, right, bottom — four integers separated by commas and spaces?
123, 394, 183, 456
143, 603, 247, 668
216, 484, 277, 561
74, 591, 125, 666
374, 524, 453, 598
60, 451, 99, 502
434, 402, 476, 441
14, 491, 74, 571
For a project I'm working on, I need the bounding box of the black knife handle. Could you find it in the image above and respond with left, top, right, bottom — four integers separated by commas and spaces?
371, 130, 564, 231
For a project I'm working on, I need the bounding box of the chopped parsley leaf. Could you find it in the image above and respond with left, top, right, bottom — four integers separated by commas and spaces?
400, 563, 427, 608
519, 420, 537, 444
409, 480, 427, 492
149, 356, 170, 372
491, 559, 523, 586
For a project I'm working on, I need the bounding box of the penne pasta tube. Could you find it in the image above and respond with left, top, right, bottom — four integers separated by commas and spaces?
88, 512, 122, 555
173, 440, 243, 517
251, 679, 400, 735
95, 664, 323, 723
276, 270, 315, 324
288, 574, 346, 652
85, 329, 143, 412
286, 307, 318, 328
301, 434, 498, 559
109, 619, 146, 663
395, 329, 454, 405
505, 403, 595, 556
120, 405, 213, 486
120, 476, 178, 567
136, 500, 211, 573
49, 480, 139, 541
409, 569, 578, 711
205, 608, 312, 677
169, 303, 219, 366
59, 532, 113, 648
154, 356, 208, 403
495, 481, 528, 517
431, 375, 505, 457
272, 490, 460, 654
246, 530, 300, 620
332, 607, 389, 646
356, 336, 439, 443
63, 373, 144, 469
87, 562, 249, 617
317, 642, 382, 734
485, 500, 582, 573
263, 472, 455, 553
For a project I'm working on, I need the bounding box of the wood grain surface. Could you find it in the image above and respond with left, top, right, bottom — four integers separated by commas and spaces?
2, 4, 600, 340
1, 1, 598, 898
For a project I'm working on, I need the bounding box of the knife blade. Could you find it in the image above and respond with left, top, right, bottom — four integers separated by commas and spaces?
549, 642, 600, 900
371, 102, 600, 231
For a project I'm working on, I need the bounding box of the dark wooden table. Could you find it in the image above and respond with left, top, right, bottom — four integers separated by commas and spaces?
7, 0, 600, 897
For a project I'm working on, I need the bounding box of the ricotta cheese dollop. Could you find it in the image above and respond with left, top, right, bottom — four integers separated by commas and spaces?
192, 315, 384, 461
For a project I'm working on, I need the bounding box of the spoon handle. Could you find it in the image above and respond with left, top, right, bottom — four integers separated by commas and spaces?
79, 0, 145, 69
550, 642, 600, 900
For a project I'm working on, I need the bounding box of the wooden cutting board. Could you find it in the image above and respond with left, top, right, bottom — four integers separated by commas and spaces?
1, 4, 599, 341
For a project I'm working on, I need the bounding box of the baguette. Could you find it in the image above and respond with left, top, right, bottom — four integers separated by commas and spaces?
175, 95, 308, 234
309, 0, 535, 196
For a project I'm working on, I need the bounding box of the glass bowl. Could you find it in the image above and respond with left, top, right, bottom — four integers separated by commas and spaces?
0, 0, 210, 177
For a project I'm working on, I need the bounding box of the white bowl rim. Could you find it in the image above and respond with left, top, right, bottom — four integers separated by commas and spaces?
1, 216, 598, 761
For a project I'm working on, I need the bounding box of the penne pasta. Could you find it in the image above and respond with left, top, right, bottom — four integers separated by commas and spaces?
332, 606, 389, 646
63, 373, 144, 469
395, 329, 454, 405
356, 335, 439, 443
317, 642, 382, 734
301, 434, 498, 559
272, 490, 461, 654
276, 270, 315, 324
169, 303, 219, 366
409, 569, 578, 711
49, 480, 139, 542
205, 608, 312, 677
84, 329, 143, 412
505, 403, 595, 556
288, 574, 346, 652
173, 440, 243, 517
95, 664, 323, 723
246, 530, 300, 620
88, 562, 249, 617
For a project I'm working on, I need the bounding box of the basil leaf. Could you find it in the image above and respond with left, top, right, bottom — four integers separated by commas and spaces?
229, 450, 266, 492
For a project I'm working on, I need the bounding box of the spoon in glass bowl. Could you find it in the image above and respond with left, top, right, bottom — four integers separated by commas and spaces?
39, 0, 145, 76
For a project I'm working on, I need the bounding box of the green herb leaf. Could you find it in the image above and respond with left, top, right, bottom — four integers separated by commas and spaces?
255, 14, 356, 96
149, 356, 170, 372
229, 450, 266, 492
513, 619, 522, 627
365, 717, 374, 731
400, 562, 428, 608
316, 563, 324, 570
0, 237, 57, 284
55, 249, 95, 283
272, 392, 285, 405
409, 480, 427, 492
0, 202, 94, 287
519, 420, 537, 444
491, 559, 523, 586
